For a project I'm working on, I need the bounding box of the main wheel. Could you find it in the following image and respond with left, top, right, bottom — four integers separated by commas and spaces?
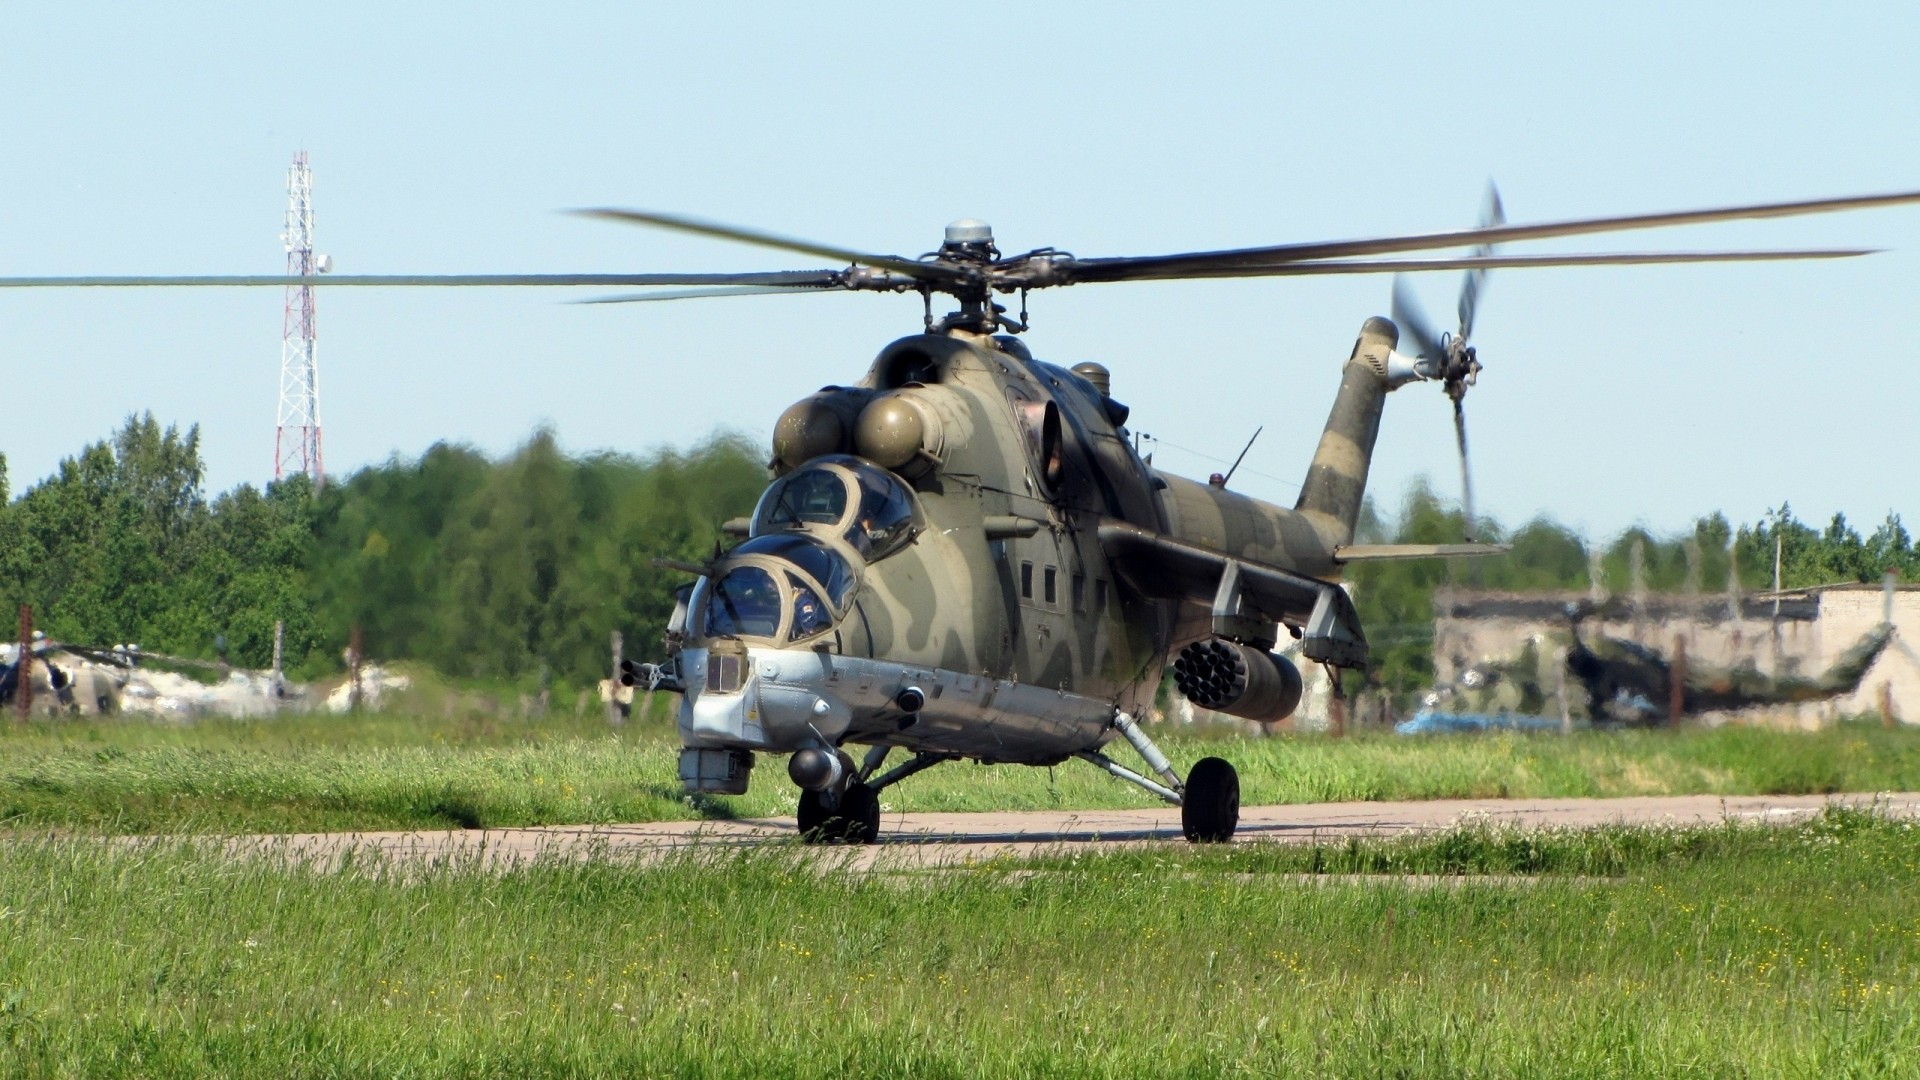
795, 783, 882, 844
796, 788, 831, 843
1181, 757, 1239, 843
837, 783, 882, 845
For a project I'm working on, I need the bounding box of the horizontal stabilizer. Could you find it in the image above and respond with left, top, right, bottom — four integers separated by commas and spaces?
1333, 543, 1512, 562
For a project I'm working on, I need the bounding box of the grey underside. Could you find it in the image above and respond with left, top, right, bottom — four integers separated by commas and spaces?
679, 647, 1117, 765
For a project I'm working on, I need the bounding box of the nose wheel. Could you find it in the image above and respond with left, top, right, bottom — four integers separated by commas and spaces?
797, 782, 881, 844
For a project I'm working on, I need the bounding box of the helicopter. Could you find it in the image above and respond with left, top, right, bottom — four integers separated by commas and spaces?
7, 186, 1920, 843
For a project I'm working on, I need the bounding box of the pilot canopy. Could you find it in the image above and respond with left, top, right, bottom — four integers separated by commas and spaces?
698, 534, 855, 644
694, 456, 922, 647
749, 454, 920, 561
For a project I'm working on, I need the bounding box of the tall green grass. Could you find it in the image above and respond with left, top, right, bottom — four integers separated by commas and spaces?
3, 710, 1917, 834
0, 810, 1914, 1077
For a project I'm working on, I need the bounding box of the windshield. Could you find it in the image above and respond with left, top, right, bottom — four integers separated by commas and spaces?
730, 534, 857, 610
759, 467, 851, 531
848, 463, 918, 559
753, 456, 920, 562
704, 566, 783, 639
787, 575, 833, 641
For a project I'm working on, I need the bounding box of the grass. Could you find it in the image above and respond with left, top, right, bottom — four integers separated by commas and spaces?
0, 808, 1914, 1077
1, 706, 1917, 835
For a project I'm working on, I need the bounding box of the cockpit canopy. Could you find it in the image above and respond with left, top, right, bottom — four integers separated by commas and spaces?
750, 454, 920, 561
697, 534, 855, 645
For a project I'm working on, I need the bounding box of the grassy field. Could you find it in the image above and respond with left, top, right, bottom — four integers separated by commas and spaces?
0, 691, 1912, 826
2, 707, 1917, 834
0, 808, 1914, 1077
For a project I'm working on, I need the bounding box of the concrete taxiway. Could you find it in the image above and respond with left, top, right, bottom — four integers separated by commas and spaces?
217, 791, 1920, 871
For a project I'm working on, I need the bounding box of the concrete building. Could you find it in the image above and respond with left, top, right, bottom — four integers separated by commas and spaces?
1432, 581, 1919, 725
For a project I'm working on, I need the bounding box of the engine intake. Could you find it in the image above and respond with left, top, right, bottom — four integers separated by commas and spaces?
1172, 639, 1303, 723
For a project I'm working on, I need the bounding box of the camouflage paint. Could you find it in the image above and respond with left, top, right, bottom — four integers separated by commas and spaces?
676, 319, 1400, 775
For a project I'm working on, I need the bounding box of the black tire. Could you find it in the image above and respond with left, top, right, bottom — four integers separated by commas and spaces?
796, 788, 831, 843
837, 783, 882, 845
795, 783, 882, 844
1182, 757, 1239, 843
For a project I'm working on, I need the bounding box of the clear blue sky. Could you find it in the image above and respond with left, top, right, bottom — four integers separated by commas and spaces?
4, 2, 1917, 540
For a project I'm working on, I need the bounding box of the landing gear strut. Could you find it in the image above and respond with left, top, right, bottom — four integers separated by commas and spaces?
1077, 711, 1241, 843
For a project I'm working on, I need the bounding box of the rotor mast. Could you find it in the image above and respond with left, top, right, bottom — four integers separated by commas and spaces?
275, 151, 325, 488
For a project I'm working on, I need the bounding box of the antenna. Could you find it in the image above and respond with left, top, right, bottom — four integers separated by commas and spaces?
274, 151, 325, 488
1220, 426, 1263, 487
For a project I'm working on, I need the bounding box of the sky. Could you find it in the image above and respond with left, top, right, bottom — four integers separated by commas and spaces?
3, 2, 1917, 542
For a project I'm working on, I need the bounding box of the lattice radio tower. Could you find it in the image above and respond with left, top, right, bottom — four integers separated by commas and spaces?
275, 151, 327, 486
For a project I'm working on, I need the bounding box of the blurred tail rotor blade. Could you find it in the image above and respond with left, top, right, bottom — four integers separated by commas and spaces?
1891, 636, 1920, 674
1458, 182, 1505, 340
1454, 397, 1478, 543
1391, 276, 1446, 361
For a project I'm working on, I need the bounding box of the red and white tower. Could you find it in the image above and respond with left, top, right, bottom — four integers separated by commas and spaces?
275, 151, 326, 486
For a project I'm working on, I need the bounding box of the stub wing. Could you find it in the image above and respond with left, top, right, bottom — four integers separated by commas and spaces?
1098, 520, 1368, 668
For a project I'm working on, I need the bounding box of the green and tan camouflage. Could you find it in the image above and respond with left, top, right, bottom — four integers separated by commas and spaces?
656, 313, 1468, 839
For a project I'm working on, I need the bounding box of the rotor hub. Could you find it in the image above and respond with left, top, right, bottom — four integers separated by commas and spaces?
940, 219, 998, 264
1440, 333, 1481, 402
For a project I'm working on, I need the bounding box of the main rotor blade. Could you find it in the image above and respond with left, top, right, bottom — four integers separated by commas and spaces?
576, 208, 958, 281
1390, 277, 1446, 361
1063, 187, 1920, 280
577, 284, 843, 304
1075, 248, 1876, 282
1458, 183, 1505, 341
0, 270, 848, 289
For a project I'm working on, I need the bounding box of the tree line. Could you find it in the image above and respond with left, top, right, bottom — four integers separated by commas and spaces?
0, 415, 763, 685
0, 414, 1911, 696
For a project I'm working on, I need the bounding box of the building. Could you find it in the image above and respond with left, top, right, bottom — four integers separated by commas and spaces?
1432, 581, 1918, 725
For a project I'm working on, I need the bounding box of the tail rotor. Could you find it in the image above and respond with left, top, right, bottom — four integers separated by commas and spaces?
1391, 182, 1502, 541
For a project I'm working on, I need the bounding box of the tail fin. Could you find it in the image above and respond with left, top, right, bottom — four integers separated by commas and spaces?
1295, 317, 1398, 548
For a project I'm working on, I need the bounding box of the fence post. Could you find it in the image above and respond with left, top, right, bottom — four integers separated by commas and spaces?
1668, 634, 1687, 728
15, 605, 30, 721
347, 623, 364, 712
1556, 645, 1572, 736
608, 629, 625, 726
270, 619, 285, 709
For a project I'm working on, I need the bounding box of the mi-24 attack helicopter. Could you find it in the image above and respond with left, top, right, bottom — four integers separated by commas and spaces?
8, 186, 1920, 843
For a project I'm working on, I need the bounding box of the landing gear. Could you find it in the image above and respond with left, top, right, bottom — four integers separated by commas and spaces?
1077, 712, 1242, 843
793, 748, 955, 845
796, 782, 880, 844
1181, 756, 1240, 843
796, 786, 829, 839
838, 783, 880, 844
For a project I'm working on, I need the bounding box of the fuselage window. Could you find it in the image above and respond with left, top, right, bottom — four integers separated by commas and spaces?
1020, 561, 1033, 600
1044, 566, 1058, 606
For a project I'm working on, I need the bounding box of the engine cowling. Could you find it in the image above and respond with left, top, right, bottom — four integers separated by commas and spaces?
771, 387, 876, 472
1172, 639, 1303, 723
